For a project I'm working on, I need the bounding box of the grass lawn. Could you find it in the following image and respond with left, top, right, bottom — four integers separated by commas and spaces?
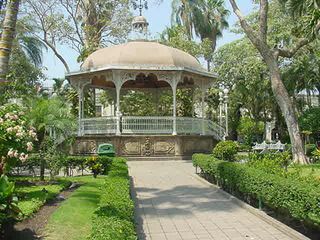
12, 177, 71, 219
44, 176, 106, 240
289, 164, 320, 179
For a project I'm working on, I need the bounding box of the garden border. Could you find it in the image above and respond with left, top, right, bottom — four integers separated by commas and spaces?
190, 170, 310, 240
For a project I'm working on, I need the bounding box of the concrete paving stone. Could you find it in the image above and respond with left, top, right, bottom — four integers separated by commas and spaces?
178, 231, 198, 239
273, 234, 294, 240
129, 161, 309, 240
161, 224, 178, 233
165, 232, 183, 240
148, 222, 164, 234
150, 233, 168, 240
195, 233, 212, 239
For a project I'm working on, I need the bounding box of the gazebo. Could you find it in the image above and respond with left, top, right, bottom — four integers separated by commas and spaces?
66, 40, 224, 159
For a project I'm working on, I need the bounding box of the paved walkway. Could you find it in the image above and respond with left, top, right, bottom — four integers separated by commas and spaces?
128, 161, 308, 240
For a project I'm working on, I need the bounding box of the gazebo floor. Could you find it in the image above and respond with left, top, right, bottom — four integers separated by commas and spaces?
71, 135, 217, 159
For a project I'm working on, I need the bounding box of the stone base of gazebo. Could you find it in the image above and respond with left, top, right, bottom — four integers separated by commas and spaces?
71, 135, 216, 160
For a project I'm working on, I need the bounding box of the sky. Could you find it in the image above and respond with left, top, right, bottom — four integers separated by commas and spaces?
42, 0, 255, 85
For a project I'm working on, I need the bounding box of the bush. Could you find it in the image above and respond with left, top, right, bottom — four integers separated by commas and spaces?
237, 117, 264, 145
213, 141, 239, 161
65, 156, 112, 177
88, 157, 137, 240
312, 149, 320, 163
0, 175, 20, 230
247, 152, 291, 174
305, 144, 317, 157
193, 154, 320, 229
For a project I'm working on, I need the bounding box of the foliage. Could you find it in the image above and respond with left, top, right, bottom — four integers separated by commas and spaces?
305, 144, 317, 157
299, 107, 320, 134
0, 175, 20, 227
44, 176, 106, 240
0, 104, 36, 175
171, 0, 229, 69
212, 38, 272, 126
67, 156, 112, 177
279, 0, 320, 37
247, 152, 291, 175
15, 178, 71, 218
212, 141, 239, 161
237, 117, 264, 145
121, 90, 156, 116
193, 154, 320, 228
88, 158, 136, 240
312, 149, 320, 163
160, 25, 202, 57
40, 137, 66, 178
177, 88, 194, 117
1, 49, 44, 103
26, 97, 76, 142
25, 0, 132, 68
85, 156, 112, 178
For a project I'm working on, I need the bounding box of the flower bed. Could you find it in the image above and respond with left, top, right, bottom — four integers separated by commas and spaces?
192, 153, 320, 230
88, 157, 136, 240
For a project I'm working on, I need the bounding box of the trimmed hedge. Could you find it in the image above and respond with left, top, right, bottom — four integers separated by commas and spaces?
212, 140, 239, 161
192, 153, 320, 228
88, 157, 137, 240
66, 156, 112, 174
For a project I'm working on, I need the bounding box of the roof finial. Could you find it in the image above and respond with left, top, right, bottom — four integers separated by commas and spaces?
132, 0, 148, 16
131, 0, 149, 37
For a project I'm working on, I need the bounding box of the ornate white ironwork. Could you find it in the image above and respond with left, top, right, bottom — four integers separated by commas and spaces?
78, 116, 225, 140
79, 117, 117, 136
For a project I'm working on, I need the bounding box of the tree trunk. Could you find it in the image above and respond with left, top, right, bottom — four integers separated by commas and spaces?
40, 153, 45, 181
207, 60, 210, 72
0, 0, 20, 82
265, 55, 309, 164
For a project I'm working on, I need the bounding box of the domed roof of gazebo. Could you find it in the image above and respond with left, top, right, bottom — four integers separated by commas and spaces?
81, 40, 205, 72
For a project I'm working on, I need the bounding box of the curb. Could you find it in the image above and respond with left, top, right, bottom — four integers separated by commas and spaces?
190, 172, 310, 240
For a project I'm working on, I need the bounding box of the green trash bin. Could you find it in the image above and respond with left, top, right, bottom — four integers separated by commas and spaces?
97, 143, 115, 157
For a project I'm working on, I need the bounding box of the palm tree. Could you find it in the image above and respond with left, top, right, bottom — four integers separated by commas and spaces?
171, 0, 194, 39
171, 0, 229, 71
0, 0, 21, 82
15, 20, 47, 67
279, 0, 319, 16
27, 97, 76, 180
193, 0, 229, 71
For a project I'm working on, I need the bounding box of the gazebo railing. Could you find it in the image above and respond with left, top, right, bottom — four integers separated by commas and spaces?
80, 117, 117, 135
122, 116, 173, 134
176, 117, 202, 135
79, 116, 225, 140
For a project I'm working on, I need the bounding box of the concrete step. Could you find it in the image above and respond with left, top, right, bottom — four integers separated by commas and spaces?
125, 156, 192, 161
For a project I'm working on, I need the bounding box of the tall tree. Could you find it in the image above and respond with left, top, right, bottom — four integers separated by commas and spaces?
27, 97, 75, 180
25, 0, 132, 71
228, 0, 319, 164
172, 0, 229, 71
0, 0, 20, 82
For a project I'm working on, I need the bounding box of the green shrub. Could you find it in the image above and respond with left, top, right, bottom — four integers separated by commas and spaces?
88, 157, 137, 240
237, 117, 264, 145
238, 143, 251, 152
0, 175, 20, 229
213, 141, 239, 161
305, 144, 317, 157
247, 152, 291, 174
312, 149, 320, 163
193, 154, 320, 229
67, 156, 112, 177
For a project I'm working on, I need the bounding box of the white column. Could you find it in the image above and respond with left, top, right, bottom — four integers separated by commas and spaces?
224, 96, 229, 138
201, 89, 205, 135
172, 83, 177, 135
115, 84, 121, 136
78, 86, 83, 136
